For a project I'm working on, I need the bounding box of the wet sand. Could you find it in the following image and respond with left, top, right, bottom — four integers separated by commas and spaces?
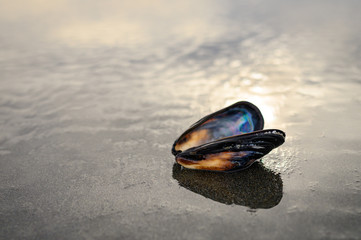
1, 0, 361, 239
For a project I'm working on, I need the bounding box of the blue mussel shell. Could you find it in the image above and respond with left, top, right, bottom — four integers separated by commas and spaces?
172, 101, 285, 172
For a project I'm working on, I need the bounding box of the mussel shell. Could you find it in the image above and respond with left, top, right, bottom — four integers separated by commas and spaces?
172, 101, 264, 155
175, 129, 285, 172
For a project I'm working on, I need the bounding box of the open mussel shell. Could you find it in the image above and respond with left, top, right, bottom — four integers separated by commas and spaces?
172, 101, 264, 155
175, 129, 285, 172
172, 101, 286, 172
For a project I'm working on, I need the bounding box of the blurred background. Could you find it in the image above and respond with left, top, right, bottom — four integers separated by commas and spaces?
1, 0, 361, 239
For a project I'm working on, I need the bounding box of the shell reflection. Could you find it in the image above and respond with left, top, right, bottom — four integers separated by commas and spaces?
172, 162, 283, 209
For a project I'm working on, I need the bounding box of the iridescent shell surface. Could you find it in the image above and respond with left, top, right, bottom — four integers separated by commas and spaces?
172, 101, 264, 155
172, 101, 285, 172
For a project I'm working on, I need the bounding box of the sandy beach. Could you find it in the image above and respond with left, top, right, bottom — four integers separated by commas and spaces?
1, 0, 361, 239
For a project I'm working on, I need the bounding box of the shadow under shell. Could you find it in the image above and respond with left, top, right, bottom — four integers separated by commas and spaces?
172, 162, 283, 209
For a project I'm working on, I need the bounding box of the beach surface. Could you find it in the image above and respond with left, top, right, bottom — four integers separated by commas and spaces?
1, 0, 361, 239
